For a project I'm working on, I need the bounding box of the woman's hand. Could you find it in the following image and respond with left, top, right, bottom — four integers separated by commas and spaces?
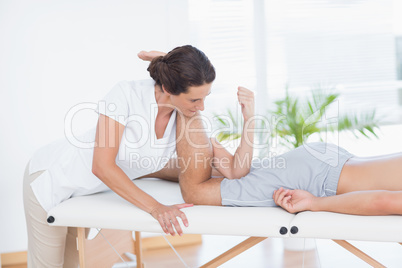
273, 188, 316, 214
237, 86, 255, 121
150, 203, 193, 236
137, 50, 167, 62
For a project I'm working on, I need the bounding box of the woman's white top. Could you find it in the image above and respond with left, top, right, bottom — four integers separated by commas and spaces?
29, 79, 177, 212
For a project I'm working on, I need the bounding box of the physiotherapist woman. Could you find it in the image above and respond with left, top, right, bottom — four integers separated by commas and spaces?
23, 45, 215, 267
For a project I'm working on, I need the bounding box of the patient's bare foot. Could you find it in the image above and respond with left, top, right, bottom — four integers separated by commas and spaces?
137, 50, 166, 62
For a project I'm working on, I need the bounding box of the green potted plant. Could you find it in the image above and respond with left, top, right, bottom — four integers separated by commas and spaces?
214, 87, 380, 156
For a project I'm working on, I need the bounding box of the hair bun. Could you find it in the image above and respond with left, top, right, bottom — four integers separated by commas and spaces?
147, 45, 215, 95
147, 56, 165, 85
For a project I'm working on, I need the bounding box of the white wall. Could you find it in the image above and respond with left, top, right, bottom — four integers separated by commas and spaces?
0, 0, 189, 253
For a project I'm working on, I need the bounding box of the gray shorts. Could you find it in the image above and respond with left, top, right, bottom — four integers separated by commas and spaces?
221, 142, 354, 207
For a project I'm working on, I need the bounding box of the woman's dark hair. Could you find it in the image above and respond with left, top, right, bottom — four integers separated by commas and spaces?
147, 45, 215, 95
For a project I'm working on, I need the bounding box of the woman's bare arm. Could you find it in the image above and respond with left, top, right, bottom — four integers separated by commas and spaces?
92, 114, 191, 236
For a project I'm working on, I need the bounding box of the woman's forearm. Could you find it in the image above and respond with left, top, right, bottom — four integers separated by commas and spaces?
93, 164, 160, 213
94, 163, 192, 236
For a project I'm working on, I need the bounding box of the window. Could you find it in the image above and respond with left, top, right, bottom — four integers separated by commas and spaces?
396, 36, 402, 80
188, 0, 255, 116
189, 0, 401, 124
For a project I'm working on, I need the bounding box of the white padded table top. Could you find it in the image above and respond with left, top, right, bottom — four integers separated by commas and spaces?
289, 211, 402, 242
48, 178, 295, 237
48, 178, 402, 242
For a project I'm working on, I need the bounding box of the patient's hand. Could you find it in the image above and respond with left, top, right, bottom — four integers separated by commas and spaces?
237, 86, 255, 122
137, 50, 167, 62
273, 188, 316, 214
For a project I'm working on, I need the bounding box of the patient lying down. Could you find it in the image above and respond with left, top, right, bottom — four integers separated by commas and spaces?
144, 85, 402, 236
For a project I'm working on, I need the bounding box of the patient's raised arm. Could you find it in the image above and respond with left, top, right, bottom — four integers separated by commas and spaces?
211, 86, 255, 179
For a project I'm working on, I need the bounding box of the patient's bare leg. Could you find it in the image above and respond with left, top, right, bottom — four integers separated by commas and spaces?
337, 153, 402, 194
176, 112, 223, 205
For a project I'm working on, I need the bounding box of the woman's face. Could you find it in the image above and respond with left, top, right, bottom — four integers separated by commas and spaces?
169, 83, 212, 117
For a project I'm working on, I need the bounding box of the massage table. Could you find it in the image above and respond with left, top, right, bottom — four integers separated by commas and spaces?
47, 178, 402, 268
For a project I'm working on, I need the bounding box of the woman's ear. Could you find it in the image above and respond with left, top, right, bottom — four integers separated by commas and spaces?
161, 85, 171, 96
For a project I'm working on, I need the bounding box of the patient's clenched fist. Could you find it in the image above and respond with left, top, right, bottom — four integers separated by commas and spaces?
237, 86, 255, 122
